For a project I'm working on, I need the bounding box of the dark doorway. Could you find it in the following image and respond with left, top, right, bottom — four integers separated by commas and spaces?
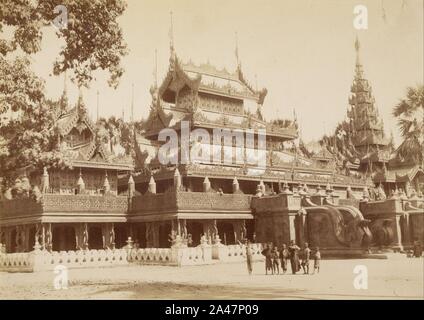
158, 223, 172, 248
246, 220, 255, 241
187, 221, 203, 246
88, 226, 103, 250
28, 227, 36, 252
114, 224, 127, 248
63, 226, 76, 251
217, 222, 235, 245
133, 223, 146, 248
10, 229, 17, 253
52, 226, 76, 251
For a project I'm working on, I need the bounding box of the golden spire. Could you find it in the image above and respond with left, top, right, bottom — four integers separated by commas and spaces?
130, 83, 134, 123
235, 31, 240, 68
169, 11, 174, 53
154, 49, 158, 87
355, 35, 361, 66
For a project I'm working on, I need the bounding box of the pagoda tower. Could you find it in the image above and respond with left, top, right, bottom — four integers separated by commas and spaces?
347, 37, 389, 174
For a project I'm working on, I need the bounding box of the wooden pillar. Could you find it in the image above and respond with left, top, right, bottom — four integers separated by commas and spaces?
24, 225, 31, 252
288, 214, 297, 244
101, 223, 108, 249
145, 222, 154, 248
394, 214, 404, 251
45, 223, 52, 252
152, 222, 160, 247
401, 213, 410, 248
41, 224, 46, 250
75, 223, 87, 250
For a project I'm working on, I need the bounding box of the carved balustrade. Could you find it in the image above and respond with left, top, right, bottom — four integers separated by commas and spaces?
0, 194, 129, 219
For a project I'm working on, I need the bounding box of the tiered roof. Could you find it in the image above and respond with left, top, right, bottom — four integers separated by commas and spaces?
144, 49, 296, 141
56, 93, 133, 171
348, 38, 389, 150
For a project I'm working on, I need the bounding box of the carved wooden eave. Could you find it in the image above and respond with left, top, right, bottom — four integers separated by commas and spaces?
236, 65, 267, 105
158, 54, 201, 98
68, 160, 134, 171
56, 105, 95, 137
144, 101, 174, 136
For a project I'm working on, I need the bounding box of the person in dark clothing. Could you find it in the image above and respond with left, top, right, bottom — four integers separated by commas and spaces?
288, 240, 300, 274
245, 239, 253, 275
413, 240, 422, 258
271, 246, 280, 275
261, 243, 273, 275
279, 244, 289, 274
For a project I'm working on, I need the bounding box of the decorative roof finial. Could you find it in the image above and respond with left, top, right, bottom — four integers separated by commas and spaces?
235, 31, 240, 68
60, 70, 68, 110
77, 87, 85, 113
355, 35, 361, 66
130, 83, 134, 123
154, 48, 158, 88
169, 11, 175, 54
96, 90, 99, 122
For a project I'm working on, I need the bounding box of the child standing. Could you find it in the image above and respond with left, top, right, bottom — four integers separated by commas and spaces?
312, 247, 321, 274
271, 246, 280, 275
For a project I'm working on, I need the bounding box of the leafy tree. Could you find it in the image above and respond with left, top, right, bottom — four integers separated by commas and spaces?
96, 116, 145, 157
0, 0, 128, 187
393, 85, 424, 164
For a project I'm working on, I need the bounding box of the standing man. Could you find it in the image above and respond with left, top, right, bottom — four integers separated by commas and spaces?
261, 242, 273, 275
279, 244, 289, 274
245, 239, 253, 275
288, 240, 300, 274
301, 242, 311, 274
271, 246, 280, 275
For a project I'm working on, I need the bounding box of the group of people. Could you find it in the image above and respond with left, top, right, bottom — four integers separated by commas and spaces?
260, 241, 321, 275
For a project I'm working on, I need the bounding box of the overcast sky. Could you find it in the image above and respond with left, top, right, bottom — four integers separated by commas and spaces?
28, 0, 423, 144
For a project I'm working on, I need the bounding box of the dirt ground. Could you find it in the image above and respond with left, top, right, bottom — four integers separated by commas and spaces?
0, 253, 423, 300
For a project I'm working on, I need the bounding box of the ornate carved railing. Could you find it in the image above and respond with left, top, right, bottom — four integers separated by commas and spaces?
176, 192, 251, 211
0, 245, 214, 272
129, 191, 252, 213
41, 194, 129, 213
0, 249, 129, 272
360, 199, 403, 216
212, 243, 265, 262
0, 198, 43, 218
0, 252, 34, 272
128, 247, 173, 265
129, 192, 177, 213
0, 194, 129, 219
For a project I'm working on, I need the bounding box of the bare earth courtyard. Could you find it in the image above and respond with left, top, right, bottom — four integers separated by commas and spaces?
0, 254, 423, 300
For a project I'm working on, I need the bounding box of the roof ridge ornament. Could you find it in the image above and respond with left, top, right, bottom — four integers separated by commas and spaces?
355, 35, 361, 66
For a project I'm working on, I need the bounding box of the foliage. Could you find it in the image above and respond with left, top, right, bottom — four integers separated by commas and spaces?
96, 116, 145, 156
0, 0, 128, 88
0, 0, 128, 187
392, 85, 424, 164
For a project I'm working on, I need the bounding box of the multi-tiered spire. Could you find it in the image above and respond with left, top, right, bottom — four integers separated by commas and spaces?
348, 37, 387, 154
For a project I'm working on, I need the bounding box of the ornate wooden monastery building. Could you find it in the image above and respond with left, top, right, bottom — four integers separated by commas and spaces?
0, 40, 422, 257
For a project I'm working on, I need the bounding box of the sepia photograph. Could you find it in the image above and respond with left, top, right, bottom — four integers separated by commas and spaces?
0, 0, 423, 307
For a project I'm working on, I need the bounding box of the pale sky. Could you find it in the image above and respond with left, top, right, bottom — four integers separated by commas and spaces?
26, 0, 423, 144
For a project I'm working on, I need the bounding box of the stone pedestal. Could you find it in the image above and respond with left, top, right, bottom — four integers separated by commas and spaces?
212, 242, 229, 261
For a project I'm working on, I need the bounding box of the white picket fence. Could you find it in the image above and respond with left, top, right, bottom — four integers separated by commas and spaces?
0, 243, 262, 272
214, 243, 265, 262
